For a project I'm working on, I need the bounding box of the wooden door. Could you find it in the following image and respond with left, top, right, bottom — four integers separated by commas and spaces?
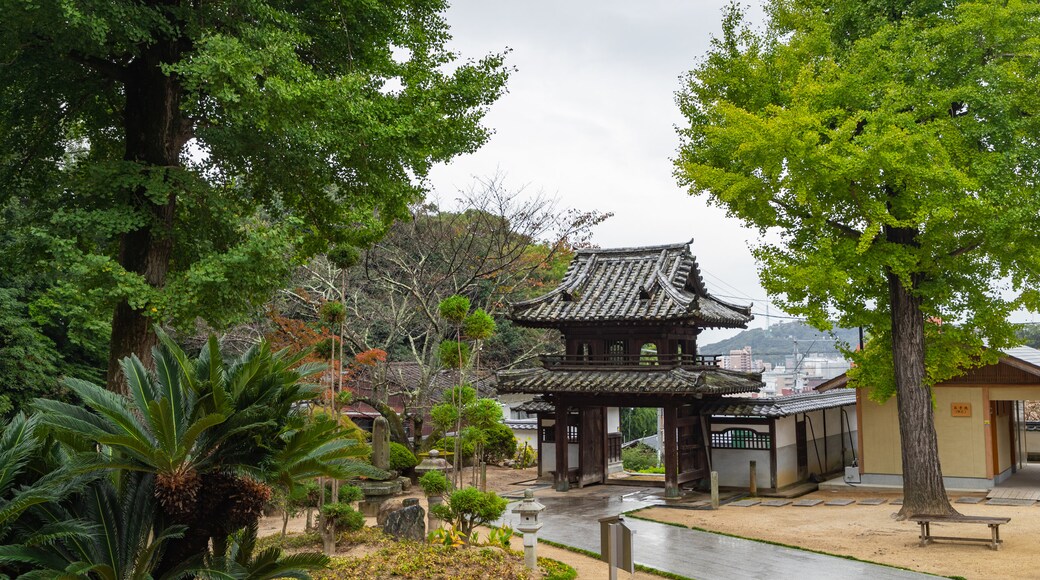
676, 404, 708, 484
579, 407, 605, 487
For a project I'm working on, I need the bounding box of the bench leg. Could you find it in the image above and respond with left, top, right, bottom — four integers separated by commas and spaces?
918, 522, 931, 547
990, 524, 1001, 551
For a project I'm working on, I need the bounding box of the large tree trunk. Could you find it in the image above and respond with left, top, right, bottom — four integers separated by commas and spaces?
105, 40, 189, 393
888, 270, 957, 519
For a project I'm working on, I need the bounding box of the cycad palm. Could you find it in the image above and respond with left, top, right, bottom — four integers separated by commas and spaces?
0, 414, 97, 579
32, 330, 371, 577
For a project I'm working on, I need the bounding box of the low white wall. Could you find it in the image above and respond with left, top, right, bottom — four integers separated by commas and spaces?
712, 448, 771, 488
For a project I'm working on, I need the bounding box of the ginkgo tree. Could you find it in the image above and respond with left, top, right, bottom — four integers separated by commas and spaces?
0, 0, 509, 394
676, 0, 1040, 517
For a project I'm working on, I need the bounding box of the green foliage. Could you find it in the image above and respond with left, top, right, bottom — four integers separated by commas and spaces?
205, 522, 329, 579
320, 301, 347, 325
327, 244, 361, 270
462, 309, 496, 340
539, 557, 578, 580
676, 0, 1040, 400
514, 443, 536, 469
429, 487, 507, 538
321, 503, 365, 533
389, 442, 419, 473
430, 385, 477, 431
0, 0, 510, 376
437, 339, 471, 369
1016, 324, 1040, 349
338, 485, 365, 505
622, 444, 660, 472
0, 289, 62, 418
620, 407, 658, 443
26, 330, 373, 576
434, 437, 475, 466
418, 470, 451, 496
481, 423, 518, 465
313, 337, 338, 360
484, 525, 513, 549
438, 295, 471, 326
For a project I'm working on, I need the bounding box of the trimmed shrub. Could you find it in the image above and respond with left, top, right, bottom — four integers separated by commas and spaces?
389, 441, 419, 474
322, 502, 365, 532
429, 487, 507, 537
435, 436, 475, 466
481, 423, 517, 464
418, 470, 450, 496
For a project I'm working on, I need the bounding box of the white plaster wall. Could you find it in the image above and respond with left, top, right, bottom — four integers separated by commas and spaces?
607, 407, 621, 433
712, 448, 771, 488
1028, 430, 1040, 459
775, 416, 795, 447
539, 441, 579, 471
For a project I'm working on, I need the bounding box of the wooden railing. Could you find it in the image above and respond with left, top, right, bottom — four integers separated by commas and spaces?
539, 353, 722, 370
711, 428, 771, 450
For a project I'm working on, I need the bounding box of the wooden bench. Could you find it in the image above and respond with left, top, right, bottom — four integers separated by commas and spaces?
909, 514, 1010, 550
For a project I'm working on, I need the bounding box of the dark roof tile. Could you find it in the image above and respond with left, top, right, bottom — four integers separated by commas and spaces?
497, 366, 761, 397
509, 241, 752, 328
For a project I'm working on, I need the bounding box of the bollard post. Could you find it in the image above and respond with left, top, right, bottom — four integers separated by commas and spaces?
749, 461, 757, 497
710, 471, 719, 509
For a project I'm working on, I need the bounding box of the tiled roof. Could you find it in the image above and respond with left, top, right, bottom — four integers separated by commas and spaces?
509, 241, 752, 328
379, 363, 496, 396
497, 366, 761, 397
513, 397, 555, 413
701, 390, 856, 417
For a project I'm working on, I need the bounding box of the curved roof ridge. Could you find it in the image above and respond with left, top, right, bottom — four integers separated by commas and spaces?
654, 249, 693, 307
574, 238, 694, 256
508, 253, 597, 308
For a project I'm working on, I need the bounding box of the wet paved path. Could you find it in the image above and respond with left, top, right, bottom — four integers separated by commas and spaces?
498, 487, 937, 580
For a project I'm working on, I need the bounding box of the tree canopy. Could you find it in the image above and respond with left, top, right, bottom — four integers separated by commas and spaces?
0, 0, 510, 392
677, 0, 1040, 516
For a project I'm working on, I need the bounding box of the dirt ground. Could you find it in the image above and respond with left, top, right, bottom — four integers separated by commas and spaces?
259, 466, 659, 579
636, 487, 1039, 580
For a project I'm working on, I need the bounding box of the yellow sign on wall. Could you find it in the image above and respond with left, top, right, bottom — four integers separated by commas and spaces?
951, 402, 972, 417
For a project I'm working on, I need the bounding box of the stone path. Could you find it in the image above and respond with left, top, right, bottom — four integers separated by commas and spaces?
499, 488, 939, 580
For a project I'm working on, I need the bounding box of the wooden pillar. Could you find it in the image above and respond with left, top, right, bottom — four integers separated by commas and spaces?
555, 402, 569, 492
602, 406, 610, 483
537, 413, 545, 477
663, 404, 679, 498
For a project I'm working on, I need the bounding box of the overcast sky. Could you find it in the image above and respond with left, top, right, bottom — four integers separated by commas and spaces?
427, 1, 773, 343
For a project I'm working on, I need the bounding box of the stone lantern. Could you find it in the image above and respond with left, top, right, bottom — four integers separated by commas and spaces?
512, 488, 546, 570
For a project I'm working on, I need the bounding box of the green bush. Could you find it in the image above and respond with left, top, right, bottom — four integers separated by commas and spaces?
339, 484, 364, 503
322, 502, 365, 532
481, 423, 517, 464
621, 444, 659, 472
389, 441, 419, 473
418, 470, 450, 496
636, 465, 665, 474
429, 486, 507, 537
539, 557, 578, 580
514, 443, 536, 468
435, 436, 475, 466
437, 340, 471, 369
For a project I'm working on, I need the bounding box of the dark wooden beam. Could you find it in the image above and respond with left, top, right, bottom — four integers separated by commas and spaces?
769, 419, 778, 490
664, 404, 679, 498
555, 403, 569, 492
